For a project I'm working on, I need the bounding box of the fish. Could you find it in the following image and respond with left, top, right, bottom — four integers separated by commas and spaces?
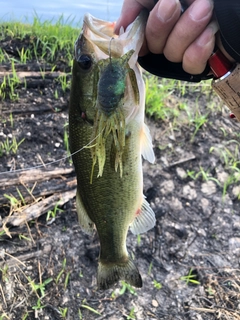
69, 11, 156, 290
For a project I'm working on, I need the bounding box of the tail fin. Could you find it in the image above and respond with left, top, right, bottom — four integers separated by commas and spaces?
97, 258, 142, 290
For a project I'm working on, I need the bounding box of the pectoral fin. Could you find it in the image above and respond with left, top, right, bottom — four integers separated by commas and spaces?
141, 123, 155, 164
130, 197, 156, 235
76, 189, 95, 235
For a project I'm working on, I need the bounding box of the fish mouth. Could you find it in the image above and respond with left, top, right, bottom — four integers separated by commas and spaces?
84, 13, 116, 39
81, 10, 148, 59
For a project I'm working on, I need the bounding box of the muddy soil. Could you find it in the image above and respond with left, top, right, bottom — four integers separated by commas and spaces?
0, 35, 240, 320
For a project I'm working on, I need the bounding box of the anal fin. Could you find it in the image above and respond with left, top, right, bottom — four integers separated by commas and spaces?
76, 188, 95, 235
130, 197, 156, 235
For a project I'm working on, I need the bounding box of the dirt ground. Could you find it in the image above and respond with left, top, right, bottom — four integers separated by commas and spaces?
0, 35, 240, 320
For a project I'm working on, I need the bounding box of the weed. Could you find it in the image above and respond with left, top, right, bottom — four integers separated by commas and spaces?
145, 76, 176, 120
64, 271, 71, 290
17, 47, 32, 63
32, 298, 46, 310
58, 74, 70, 92
80, 300, 101, 316
54, 89, 59, 99
153, 279, 162, 290
127, 307, 136, 320
0, 265, 9, 282
46, 201, 64, 221
7, 60, 20, 101
22, 313, 28, 320
0, 136, 25, 155
136, 234, 141, 245
186, 170, 196, 180
0, 48, 6, 63
180, 268, 200, 285
19, 234, 31, 241
191, 113, 208, 141
187, 166, 220, 186
9, 113, 13, 128
148, 261, 153, 275
28, 276, 53, 297
119, 280, 137, 296
0, 230, 6, 237
59, 307, 68, 318
4, 193, 21, 210
78, 309, 83, 319
55, 257, 70, 289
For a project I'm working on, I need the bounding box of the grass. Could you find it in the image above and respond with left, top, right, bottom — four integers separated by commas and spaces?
0, 15, 80, 101
0, 15, 80, 65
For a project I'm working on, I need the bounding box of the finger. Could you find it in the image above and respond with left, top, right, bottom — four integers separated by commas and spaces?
182, 21, 218, 74
145, 0, 182, 54
114, 0, 154, 34
163, 0, 214, 62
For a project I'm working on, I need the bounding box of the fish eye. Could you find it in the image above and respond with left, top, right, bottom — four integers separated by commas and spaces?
77, 54, 92, 70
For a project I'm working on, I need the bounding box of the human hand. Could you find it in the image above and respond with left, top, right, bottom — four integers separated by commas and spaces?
115, 0, 219, 75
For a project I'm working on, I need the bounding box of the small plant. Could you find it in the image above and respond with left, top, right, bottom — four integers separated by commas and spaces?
0, 264, 9, 282
191, 113, 208, 141
28, 276, 53, 297
19, 234, 31, 241
148, 261, 153, 275
136, 234, 141, 245
0, 136, 25, 155
59, 307, 68, 319
55, 257, 70, 289
54, 89, 59, 99
119, 280, 137, 296
17, 47, 32, 63
58, 74, 70, 93
22, 313, 28, 320
80, 300, 101, 316
153, 279, 162, 290
127, 307, 136, 320
46, 201, 64, 221
32, 298, 46, 311
180, 268, 200, 285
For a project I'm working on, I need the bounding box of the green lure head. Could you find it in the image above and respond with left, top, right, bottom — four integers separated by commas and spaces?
97, 50, 134, 115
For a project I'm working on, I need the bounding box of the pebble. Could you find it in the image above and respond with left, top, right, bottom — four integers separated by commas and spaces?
169, 197, 183, 211
217, 171, 229, 184
232, 185, 240, 198
152, 299, 159, 307
176, 167, 187, 180
182, 184, 197, 200
160, 180, 175, 194
201, 181, 217, 195
200, 198, 211, 216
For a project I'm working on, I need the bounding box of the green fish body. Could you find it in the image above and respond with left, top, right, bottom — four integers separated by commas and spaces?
69, 11, 155, 290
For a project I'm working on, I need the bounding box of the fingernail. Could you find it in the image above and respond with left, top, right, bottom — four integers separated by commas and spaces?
197, 22, 218, 47
157, 0, 179, 23
189, 0, 213, 22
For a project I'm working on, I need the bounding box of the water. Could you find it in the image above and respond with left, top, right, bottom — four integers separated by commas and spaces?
0, 0, 123, 25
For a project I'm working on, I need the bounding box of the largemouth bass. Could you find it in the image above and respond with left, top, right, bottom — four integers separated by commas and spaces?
69, 11, 155, 290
